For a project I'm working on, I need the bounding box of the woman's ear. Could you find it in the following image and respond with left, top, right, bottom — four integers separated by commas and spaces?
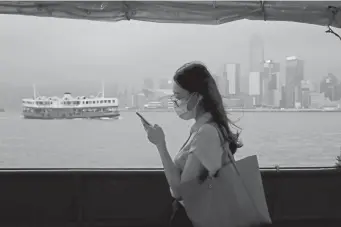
187, 93, 202, 111
187, 96, 196, 111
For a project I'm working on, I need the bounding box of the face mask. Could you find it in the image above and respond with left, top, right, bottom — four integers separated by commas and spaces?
174, 93, 201, 120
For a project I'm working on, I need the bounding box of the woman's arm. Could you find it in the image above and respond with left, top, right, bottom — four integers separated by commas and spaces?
181, 124, 222, 182
142, 123, 182, 198
156, 142, 182, 199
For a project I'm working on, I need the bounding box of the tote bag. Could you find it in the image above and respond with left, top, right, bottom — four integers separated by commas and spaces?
178, 126, 272, 227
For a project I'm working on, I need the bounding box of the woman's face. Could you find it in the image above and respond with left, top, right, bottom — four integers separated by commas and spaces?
172, 81, 198, 111
172, 82, 190, 100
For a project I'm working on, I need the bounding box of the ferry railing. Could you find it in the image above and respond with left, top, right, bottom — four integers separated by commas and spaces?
0, 166, 340, 227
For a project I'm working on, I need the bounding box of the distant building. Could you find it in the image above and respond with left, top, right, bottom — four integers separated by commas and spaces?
320, 73, 340, 101
223, 98, 244, 109
225, 63, 241, 96
300, 80, 314, 108
216, 72, 229, 97
312, 81, 320, 93
158, 96, 174, 109
263, 60, 280, 107
248, 35, 265, 106
301, 90, 311, 108
280, 85, 286, 108
159, 78, 173, 89
249, 35, 265, 73
141, 88, 172, 102
118, 89, 130, 108
133, 88, 173, 109
132, 93, 147, 109
248, 72, 263, 106
285, 56, 304, 108
309, 92, 328, 109
143, 78, 154, 90
301, 80, 315, 92
233, 93, 254, 109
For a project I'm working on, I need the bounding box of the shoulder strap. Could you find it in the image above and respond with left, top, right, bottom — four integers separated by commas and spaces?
179, 132, 192, 151
209, 122, 235, 168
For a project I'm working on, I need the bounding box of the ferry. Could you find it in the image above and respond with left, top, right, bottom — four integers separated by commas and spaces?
22, 85, 120, 119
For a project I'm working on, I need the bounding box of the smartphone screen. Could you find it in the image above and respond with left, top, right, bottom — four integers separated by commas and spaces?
136, 112, 151, 126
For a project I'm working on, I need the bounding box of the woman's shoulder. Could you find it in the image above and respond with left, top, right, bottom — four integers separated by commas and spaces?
189, 123, 225, 174
192, 123, 221, 147
197, 123, 220, 139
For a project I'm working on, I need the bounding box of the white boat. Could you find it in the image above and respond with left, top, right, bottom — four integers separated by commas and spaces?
22, 83, 120, 120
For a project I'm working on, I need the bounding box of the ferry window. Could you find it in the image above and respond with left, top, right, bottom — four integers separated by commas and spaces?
2, 11, 341, 170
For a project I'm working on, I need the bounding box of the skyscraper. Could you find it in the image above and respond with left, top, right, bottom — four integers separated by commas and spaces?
301, 80, 313, 108
216, 65, 229, 97
263, 60, 280, 106
225, 63, 241, 96
320, 73, 339, 101
248, 35, 265, 106
249, 72, 263, 106
249, 35, 265, 73
285, 56, 304, 108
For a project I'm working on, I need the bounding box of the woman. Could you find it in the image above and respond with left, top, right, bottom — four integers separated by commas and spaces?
142, 62, 242, 227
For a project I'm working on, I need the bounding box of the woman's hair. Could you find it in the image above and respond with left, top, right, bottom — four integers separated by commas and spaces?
173, 61, 243, 155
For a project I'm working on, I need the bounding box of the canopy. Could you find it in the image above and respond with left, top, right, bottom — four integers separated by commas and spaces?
0, 1, 340, 28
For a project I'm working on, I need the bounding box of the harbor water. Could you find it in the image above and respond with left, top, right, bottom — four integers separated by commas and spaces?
0, 111, 340, 168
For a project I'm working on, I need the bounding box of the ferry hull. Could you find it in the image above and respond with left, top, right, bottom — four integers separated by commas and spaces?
22, 109, 120, 120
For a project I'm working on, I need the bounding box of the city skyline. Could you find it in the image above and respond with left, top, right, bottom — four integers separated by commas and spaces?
1, 16, 341, 109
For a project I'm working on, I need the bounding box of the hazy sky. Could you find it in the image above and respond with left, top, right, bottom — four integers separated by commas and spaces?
1, 14, 341, 108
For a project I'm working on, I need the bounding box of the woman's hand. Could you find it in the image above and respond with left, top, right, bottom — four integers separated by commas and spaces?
143, 123, 166, 147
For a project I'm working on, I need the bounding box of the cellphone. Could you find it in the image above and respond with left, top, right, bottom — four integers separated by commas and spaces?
136, 112, 152, 126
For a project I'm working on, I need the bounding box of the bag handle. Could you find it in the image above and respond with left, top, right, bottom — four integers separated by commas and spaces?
212, 123, 265, 223
212, 122, 242, 176
210, 123, 236, 171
